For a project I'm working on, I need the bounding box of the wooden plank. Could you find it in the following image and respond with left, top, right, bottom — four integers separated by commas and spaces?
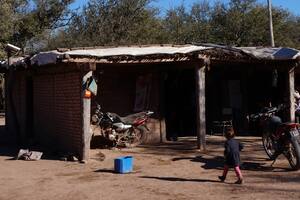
159, 73, 166, 143
195, 66, 206, 150
160, 118, 166, 143
81, 70, 92, 162
288, 67, 295, 122
82, 97, 91, 162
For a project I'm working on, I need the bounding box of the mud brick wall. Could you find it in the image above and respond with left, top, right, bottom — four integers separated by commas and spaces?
7, 72, 27, 141
33, 74, 54, 147
33, 69, 82, 155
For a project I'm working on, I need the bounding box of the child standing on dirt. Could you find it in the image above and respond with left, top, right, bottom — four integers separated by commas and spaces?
218, 127, 244, 184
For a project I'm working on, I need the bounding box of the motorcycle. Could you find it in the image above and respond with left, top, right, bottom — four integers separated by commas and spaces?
250, 105, 300, 170
91, 103, 154, 148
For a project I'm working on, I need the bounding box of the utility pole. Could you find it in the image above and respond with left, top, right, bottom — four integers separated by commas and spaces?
267, 0, 275, 47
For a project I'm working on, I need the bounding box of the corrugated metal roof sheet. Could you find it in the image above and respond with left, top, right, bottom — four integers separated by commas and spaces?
237, 47, 300, 60
28, 44, 300, 66
31, 51, 63, 66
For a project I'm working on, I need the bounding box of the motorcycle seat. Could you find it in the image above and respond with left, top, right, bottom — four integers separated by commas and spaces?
109, 112, 147, 125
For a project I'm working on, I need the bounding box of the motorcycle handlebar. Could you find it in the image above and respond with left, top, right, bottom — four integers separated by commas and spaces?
250, 104, 285, 120
146, 111, 154, 116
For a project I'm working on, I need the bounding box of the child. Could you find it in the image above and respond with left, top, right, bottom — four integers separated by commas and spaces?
218, 127, 244, 184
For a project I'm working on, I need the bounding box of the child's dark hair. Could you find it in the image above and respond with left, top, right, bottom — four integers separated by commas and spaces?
225, 127, 235, 139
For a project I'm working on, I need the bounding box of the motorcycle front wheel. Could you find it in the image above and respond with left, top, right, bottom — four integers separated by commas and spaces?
124, 127, 145, 148
262, 131, 277, 159
285, 138, 300, 170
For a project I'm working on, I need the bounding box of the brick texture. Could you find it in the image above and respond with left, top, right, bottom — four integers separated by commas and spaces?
34, 71, 82, 155
7, 72, 27, 141
7, 66, 83, 157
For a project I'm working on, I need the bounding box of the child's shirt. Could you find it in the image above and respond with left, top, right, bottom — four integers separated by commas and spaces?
224, 138, 243, 167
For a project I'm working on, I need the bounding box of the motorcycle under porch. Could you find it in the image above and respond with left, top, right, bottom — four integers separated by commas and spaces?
93, 61, 297, 148
93, 63, 200, 146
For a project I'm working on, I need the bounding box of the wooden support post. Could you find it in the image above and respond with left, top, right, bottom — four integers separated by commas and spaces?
81, 70, 93, 163
195, 66, 206, 150
159, 73, 166, 143
4, 73, 8, 131
288, 67, 295, 122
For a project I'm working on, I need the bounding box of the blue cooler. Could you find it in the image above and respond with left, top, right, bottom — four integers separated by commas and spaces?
114, 156, 133, 174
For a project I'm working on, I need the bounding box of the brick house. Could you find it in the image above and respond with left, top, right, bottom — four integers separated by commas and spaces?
4, 44, 300, 161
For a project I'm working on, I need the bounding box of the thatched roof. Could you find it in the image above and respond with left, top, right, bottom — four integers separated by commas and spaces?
8, 44, 300, 66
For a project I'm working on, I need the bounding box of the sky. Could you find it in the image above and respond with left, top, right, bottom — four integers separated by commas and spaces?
71, 0, 300, 16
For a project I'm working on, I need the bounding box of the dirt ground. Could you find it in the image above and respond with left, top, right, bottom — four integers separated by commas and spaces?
1, 125, 300, 200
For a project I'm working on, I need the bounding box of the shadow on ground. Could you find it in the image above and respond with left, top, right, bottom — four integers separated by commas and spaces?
134, 136, 263, 157
171, 155, 287, 172
140, 175, 221, 183
94, 169, 116, 174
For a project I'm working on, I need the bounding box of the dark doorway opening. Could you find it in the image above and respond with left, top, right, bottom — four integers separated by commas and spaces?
164, 69, 197, 140
207, 66, 287, 136
246, 69, 287, 134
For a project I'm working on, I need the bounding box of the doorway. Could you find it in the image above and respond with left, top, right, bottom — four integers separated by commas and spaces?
164, 69, 197, 140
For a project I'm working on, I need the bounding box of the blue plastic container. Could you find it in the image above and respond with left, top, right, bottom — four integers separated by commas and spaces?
114, 156, 133, 174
